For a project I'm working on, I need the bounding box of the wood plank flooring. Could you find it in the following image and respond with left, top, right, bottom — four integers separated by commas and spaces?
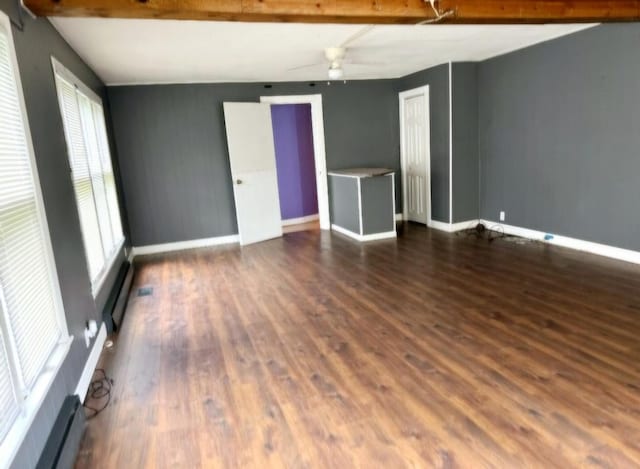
75, 223, 640, 468
282, 220, 320, 234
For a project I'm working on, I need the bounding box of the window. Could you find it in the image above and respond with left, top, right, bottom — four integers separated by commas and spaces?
0, 12, 70, 461
53, 60, 124, 294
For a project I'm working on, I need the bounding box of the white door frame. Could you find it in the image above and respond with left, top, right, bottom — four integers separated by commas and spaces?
399, 85, 431, 225
260, 94, 330, 230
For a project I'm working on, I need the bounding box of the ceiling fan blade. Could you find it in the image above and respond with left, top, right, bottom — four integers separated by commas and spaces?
287, 62, 326, 71
343, 60, 386, 66
340, 25, 376, 48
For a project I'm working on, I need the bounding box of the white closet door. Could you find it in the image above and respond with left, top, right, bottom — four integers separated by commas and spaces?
400, 87, 431, 224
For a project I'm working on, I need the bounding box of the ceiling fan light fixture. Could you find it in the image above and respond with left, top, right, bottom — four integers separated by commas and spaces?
325, 47, 346, 62
328, 67, 344, 80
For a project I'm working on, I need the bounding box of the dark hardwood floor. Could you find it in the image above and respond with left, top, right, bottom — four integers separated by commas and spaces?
75, 223, 640, 468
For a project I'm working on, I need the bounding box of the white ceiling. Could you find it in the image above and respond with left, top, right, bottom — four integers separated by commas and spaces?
49, 18, 595, 85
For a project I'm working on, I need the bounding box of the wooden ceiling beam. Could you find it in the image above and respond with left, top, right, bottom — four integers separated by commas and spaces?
446, 0, 640, 23
23, 0, 640, 24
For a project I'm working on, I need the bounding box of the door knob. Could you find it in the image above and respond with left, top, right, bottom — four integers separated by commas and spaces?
236, 179, 243, 185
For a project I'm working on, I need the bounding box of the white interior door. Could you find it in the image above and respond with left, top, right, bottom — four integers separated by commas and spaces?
399, 86, 431, 224
223, 102, 282, 245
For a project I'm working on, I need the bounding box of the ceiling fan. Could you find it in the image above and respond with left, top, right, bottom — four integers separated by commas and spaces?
288, 26, 382, 81
287, 1, 454, 81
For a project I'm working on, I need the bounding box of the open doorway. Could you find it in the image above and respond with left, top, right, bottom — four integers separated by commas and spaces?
260, 95, 330, 231
270, 103, 319, 233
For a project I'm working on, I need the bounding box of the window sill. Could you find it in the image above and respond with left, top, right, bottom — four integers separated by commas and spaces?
90, 236, 126, 299
0, 335, 73, 468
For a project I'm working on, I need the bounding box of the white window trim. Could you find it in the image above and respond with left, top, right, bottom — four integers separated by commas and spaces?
0, 339, 71, 467
90, 237, 125, 297
51, 57, 125, 298
51, 57, 101, 104
0, 11, 72, 468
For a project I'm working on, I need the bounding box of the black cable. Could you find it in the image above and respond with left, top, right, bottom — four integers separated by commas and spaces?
487, 224, 506, 242
456, 222, 490, 240
456, 222, 529, 244
83, 368, 113, 419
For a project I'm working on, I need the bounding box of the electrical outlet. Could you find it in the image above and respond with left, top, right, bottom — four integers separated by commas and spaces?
87, 319, 98, 336
499, 211, 505, 222
83, 320, 98, 348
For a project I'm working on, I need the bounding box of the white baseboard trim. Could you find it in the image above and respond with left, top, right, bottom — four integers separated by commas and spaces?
450, 220, 480, 232
428, 219, 451, 232
132, 234, 239, 257
395, 213, 403, 222
281, 214, 319, 226
428, 219, 479, 233
480, 219, 640, 265
126, 247, 134, 264
331, 224, 397, 242
331, 224, 361, 240
361, 231, 397, 241
75, 323, 107, 402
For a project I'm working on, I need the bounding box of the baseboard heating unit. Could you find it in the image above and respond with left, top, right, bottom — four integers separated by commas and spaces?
102, 261, 135, 333
36, 395, 85, 469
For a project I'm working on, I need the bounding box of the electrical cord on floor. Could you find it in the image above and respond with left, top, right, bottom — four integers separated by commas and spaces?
455, 222, 497, 240
455, 221, 486, 239
456, 222, 532, 244
487, 224, 506, 242
83, 368, 113, 419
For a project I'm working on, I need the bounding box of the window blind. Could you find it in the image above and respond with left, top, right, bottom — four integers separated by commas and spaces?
0, 20, 63, 441
55, 76, 105, 281
0, 330, 18, 442
78, 91, 114, 257
54, 65, 124, 290
92, 102, 124, 242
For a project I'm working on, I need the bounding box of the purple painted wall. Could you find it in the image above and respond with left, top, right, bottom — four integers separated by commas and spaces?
271, 103, 318, 220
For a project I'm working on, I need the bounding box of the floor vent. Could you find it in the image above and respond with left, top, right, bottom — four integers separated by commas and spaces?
137, 286, 153, 297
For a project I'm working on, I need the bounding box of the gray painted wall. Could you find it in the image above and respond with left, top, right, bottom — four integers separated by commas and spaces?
328, 175, 360, 234
395, 63, 450, 222
0, 2, 128, 467
3, 11, 637, 468
452, 62, 479, 223
361, 175, 395, 235
108, 80, 401, 246
479, 24, 640, 251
